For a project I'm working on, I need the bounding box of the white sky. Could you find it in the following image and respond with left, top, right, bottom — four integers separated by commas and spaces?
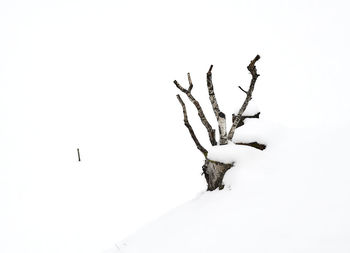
1, 0, 350, 253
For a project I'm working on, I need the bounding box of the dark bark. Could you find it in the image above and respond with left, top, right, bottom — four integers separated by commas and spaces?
202, 159, 233, 191
77, 148, 81, 162
235, 141, 266, 151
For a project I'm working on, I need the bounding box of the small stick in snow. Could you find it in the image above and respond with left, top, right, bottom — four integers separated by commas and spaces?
77, 148, 81, 162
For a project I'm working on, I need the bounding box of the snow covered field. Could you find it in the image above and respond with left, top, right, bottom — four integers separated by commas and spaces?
1, 0, 350, 253
112, 122, 350, 252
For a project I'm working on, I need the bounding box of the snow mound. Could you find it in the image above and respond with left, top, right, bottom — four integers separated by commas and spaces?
207, 118, 279, 164
207, 141, 260, 164
106, 123, 350, 253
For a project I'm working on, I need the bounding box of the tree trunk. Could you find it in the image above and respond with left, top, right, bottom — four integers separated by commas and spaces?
202, 159, 233, 191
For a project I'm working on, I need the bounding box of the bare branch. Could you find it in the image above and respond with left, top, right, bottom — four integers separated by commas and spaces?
238, 86, 248, 94
206, 65, 220, 119
173, 80, 188, 93
232, 112, 260, 128
187, 73, 193, 93
173, 79, 217, 146
235, 141, 266, 151
207, 65, 228, 145
228, 55, 260, 140
177, 95, 208, 157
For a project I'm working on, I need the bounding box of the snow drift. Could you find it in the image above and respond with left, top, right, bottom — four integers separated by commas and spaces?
108, 119, 350, 253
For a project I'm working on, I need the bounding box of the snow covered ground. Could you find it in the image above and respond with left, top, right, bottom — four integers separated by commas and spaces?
110, 121, 350, 252
1, 0, 350, 253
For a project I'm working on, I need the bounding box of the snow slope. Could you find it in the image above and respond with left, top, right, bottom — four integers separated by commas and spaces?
109, 120, 350, 253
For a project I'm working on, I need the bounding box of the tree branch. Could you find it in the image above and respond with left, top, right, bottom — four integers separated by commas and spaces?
173, 79, 217, 146
207, 65, 228, 145
218, 112, 227, 145
235, 141, 266, 151
206, 65, 220, 119
187, 73, 193, 93
228, 55, 260, 140
177, 95, 208, 157
232, 112, 260, 128
238, 86, 248, 94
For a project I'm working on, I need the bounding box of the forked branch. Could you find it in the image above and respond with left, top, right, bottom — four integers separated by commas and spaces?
207, 65, 228, 145
228, 55, 260, 140
177, 95, 208, 157
174, 76, 217, 146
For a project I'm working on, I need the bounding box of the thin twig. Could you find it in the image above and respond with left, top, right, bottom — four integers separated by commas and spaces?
238, 86, 248, 94
187, 73, 193, 93
177, 95, 208, 157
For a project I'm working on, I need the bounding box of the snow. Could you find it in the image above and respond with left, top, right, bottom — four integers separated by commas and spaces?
207, 116, 276, 164
1, 0, 350, 253
207, 141, 258, 164
106, 123, 350, 253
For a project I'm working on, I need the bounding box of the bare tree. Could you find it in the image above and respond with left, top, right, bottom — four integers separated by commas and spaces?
173, 55, 266, 191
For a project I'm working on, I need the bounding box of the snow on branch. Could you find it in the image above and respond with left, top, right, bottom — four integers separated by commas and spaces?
173, 76, 217, 146
228, 55, 260, 140
176, 94, 208, 157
